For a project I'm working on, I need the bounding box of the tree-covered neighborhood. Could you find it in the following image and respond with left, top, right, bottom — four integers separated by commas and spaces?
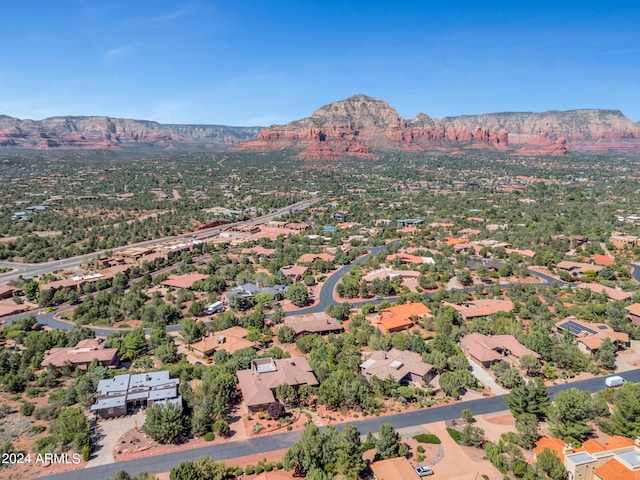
2, 149, 640, 480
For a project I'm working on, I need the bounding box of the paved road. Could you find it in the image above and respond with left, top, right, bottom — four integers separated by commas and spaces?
36, 368, 640, 480
0, 198, 320, 284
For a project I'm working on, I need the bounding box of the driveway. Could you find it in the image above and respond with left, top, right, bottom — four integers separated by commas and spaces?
616, 340, 640, 372
87, 410, 146, 468
422, 421, 503, 479
466, 357, 510, 396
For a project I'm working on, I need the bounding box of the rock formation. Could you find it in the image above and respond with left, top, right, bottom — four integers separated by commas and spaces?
0, 115, 261, 150
236, 95, 640, 158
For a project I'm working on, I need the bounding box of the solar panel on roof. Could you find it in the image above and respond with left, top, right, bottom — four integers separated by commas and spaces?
559, 320, 598, 336
597, 325, 608, 330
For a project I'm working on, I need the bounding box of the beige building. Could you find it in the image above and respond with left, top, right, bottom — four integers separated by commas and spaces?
360, 348, 434, 386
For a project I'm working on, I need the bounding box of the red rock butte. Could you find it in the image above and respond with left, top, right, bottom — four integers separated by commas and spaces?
234, 94, 640, 158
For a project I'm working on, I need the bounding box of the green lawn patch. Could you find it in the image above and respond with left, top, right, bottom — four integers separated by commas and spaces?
413, 433, 441, 444
446, 427, 462, 444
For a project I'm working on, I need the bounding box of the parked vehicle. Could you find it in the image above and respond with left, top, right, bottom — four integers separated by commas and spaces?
205, 301, 224, 315
605, 376, 627, 388
415, 465, 434, 476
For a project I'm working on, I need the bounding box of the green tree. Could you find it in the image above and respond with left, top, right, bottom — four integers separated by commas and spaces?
519, 354, 542, 376
459, 424, 484, 447
286, 283, 309, 307
143, 402, 187, 444
606, 382, 640, 438
335, 424, 365, 479
155, 341, 178, 365
547, 388, 592, 443
121, 328, 146, 360
179, 318, 206, 345
594, 337, 616, 369
53, 407, 91, 452
277, 325, 296, 344
23, 280, 39, 300
439, 371, 463, 399
515, 413, 539, 449
462, 408, 474, 424
536, 448, 567, 480
505, 378, 549, 419
169, 457, 226, 480
376, 423, 408, 459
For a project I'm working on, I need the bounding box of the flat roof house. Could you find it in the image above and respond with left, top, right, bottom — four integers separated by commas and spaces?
236, 357, 318, 412
90, 370, 180, 419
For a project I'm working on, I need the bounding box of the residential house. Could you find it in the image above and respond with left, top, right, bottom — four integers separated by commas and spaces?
555, 317, 629, 355
386, 253, 435, 265
625, 304, 640, 326
280, 265, 308, 282
190, 326, 255, 357
396, 218, 424, 228
576, 283, 633, 301
360, 348, 434, 386
226, 283, 288, 302
466, 260, 508, 271
41, 338, 119, 370
446, 299, 514, 321
609, 232, 639, 249
533, 436, 640, 480
556, 261, 603, 277
90, 370, 180, 419
376, 302, 432, 334
236, 357, 319, 412
297, 253, 334, 264
0, 284, 19, 299
283, 312, 344, 338
460, 333, 539, 368
370, 457, 421, 480
0, 299, 30, 318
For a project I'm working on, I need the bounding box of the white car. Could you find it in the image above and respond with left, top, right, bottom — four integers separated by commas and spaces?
415, 465, 434, 476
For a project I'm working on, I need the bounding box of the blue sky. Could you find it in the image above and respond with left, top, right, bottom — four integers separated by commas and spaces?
1, 0, 639, 125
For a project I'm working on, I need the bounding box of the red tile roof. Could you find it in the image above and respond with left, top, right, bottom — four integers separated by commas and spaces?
533, 438, 566, 458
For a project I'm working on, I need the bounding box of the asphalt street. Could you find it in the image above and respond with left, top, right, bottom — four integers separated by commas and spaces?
36, 368, 640, 480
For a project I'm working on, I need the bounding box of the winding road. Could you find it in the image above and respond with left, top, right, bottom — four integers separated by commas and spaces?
36, 367, 640, 480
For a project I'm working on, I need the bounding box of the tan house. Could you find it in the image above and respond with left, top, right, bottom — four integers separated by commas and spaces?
446, 299, 514, 320
283, 312, 344, 337
555, 317, 629, 355
576, 283, 633, 301
460, 333, 539, 368
236, 357, 318, 412
360, 348, 434, 386
534, 436, 640, 480
41, 338, 119, 370
190, 326, 255, 356
0, 299, 30, 318
370, 457, 420, 480
625, 304, 640, 326
556, 261, 603, 277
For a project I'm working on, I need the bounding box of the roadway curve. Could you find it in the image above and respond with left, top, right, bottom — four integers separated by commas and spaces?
36, 367, 640, 480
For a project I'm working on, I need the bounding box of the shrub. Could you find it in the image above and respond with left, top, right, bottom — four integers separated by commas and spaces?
81, 445, 91, 461
255, 464, 264, 474
253, 423, 265, 434
204, 432, 215, 441
245, 465, 255, 475
20, 402, 35, 417
416, 455, 425, 462
417, 445, 425, 453
413, 433, 441, 444
29, 425, 46, 435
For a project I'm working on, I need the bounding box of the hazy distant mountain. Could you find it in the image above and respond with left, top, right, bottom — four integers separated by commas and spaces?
0, 115, 262, 151
235, 94, 640, 157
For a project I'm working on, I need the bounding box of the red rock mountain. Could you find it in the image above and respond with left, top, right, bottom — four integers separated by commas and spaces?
236, 94, 640, 158
0, 115, 261, 150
